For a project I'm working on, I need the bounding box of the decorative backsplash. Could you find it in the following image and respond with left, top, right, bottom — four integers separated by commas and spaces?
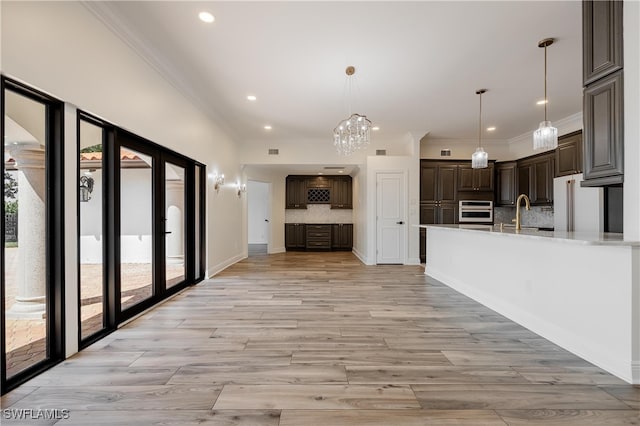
285, 204, 353, 224
494, 206, 554, 229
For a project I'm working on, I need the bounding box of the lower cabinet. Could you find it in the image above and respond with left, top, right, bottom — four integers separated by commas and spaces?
285, 223, 306, 250
419, 202, 458, 263
332, 224, 353, 250
285, 223, 352, 251
306, 224, 331, 250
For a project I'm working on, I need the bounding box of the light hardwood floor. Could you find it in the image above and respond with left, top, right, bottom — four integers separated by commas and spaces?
2, 252, 639, 425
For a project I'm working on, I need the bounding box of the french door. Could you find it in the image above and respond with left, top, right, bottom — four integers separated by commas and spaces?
1, 77, 65, 393
79, 116, 204, 347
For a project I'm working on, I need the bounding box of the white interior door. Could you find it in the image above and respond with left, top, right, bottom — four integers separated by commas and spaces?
248, 181, 270, 244
376, 172, 406, 264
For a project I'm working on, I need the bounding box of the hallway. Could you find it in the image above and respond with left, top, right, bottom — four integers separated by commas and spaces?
1, 252, 638, 425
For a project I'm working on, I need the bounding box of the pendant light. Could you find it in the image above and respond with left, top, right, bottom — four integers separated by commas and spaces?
333, 66, 372, 156
533, 38, 558, 150
471, 89, 488, 169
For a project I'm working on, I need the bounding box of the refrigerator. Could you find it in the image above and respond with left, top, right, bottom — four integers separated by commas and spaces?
553, 173, 604, 232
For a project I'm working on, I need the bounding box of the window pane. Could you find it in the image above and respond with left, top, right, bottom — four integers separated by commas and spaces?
79, 119, 104, 339
165, 162, 185, 289
3, 90, 48, 378
120, 148, 153, 311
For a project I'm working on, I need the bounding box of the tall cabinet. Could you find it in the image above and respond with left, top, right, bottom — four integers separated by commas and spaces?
581, 0, 624, 187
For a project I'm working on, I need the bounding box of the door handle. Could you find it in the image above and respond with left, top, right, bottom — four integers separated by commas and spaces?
264, 219, 269, 222
165, 231, 172, 234
396, 221, 404, 225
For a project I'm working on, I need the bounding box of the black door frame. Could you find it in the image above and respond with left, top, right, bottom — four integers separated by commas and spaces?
1, 76, 65, 394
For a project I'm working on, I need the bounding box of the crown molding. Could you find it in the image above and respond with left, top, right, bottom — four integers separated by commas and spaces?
508, 111, 583, 146
81, 1, 240, 142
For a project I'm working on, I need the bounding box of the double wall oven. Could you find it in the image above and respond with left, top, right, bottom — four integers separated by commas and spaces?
458, 200, 493, 224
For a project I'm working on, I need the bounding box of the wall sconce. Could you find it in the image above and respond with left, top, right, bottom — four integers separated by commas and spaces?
212, 173, 225, 192
237, 182, 246, 198
79, 172, 94, 202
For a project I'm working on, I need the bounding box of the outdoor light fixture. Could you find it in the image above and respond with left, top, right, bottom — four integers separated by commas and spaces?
237, 182, 246, 198
212, 173, 225, 192
333, 66, 372, 156
471, 89, 489, 169
533, 38, 558, 150
79, 172, 94, 202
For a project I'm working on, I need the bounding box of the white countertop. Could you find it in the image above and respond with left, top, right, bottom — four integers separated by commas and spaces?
416, 224, 639, 246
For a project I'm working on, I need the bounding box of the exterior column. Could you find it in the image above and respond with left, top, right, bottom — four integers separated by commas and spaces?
165, 180, 184, 264
6, 142, 46, 319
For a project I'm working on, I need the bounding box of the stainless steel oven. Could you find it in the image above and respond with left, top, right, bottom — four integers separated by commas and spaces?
459, 200, 493, 223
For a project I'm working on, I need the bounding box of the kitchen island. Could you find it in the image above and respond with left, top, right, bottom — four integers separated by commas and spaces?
420, 224, 640, 384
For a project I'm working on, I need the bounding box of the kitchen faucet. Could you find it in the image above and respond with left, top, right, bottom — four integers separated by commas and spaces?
513, 194, 531, 231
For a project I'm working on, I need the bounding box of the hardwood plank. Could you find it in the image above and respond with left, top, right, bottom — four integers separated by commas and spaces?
9, 385, 221, 410
347, 366, 528, 384
496, 409, 640, 425
601, 386, 640, 409
280, 409, 508, 426
214, 384, 421, 409
24, 367, 177, 387
130, 350, 292, 367
53, 410, 281, 426
412, 384, 630, 409
291, 350, 452, 366
168, 365, 347, 385
513, 366, 628, 385
60, 351, 144, 367
1, 386, 38, 407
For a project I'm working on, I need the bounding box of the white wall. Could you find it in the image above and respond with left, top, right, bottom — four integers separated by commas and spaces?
1, 1, 244, 278
352, 165, 368, 263
420, 113, 583, 161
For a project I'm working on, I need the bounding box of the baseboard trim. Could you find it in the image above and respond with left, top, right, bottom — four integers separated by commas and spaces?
207, 253, 246, 278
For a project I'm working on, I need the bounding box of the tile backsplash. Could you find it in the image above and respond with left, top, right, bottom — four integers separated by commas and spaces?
285, 204, 353, 224
494, 206, 554, 229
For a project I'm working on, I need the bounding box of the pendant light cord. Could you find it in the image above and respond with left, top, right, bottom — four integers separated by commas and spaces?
478, 91, 482, 149
544, 44, 548, 122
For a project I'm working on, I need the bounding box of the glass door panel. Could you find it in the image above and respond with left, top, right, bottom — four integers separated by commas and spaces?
120, 148, 153, 311
165, 162, 185, 289
3, 90, 48, 378
78, 118, 105, 340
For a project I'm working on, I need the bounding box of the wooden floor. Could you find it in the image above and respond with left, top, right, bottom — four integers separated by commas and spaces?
2, 252, 639, 425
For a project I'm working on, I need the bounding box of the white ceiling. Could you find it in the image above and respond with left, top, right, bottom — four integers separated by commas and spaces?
91, 1, 582, 156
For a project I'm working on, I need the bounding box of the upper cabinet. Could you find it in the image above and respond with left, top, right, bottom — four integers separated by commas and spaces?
420, 161, 458, 203
516, 152, 555, 206
582, 71, 624, 186
285, 175, 352, 209
556, 131, 584, 177
331, 176, 353, 209
496, 162, 517, 206
285, 176, 307, 209
583, 0, 623, 85
581, 0, 624, 187
458, 163, 494, 192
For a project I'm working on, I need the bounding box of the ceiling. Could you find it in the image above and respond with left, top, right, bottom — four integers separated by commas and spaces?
91, 1, 582, 155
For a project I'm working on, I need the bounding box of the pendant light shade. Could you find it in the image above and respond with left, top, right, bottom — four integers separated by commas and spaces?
472, 89, 488, 169
533, 38, 558, 150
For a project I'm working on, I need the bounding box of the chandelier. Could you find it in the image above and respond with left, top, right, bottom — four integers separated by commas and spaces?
471, 89, 489, 169
533, 38, 558, 150
333, 66, 372, 156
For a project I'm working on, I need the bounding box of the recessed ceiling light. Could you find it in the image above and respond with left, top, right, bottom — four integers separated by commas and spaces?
264, 125, 272, 130
318, 172, 323, 175
198, 12, 215, 23
338, 170, 344, 173
247, 95, 257, 101
372, 126, 380, 131
536, 99, 548, 105
486, 127, 496, 131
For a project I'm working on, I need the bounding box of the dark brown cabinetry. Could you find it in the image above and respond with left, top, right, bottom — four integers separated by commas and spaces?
420, 161, 458, 203
285, 176, 307, 209
331, 176, 353, 209
286, 175, 352, 209
285, 223, 306, 249
581, 0, 624, 187
556, 131, 584, 177
496, 162, 517, 206
517, 152, 555, 205
582, 71, 624, 186
583, 0, 623, 85
305, 224, 332, 250
331, 224, 353, 250
458, 164, 494, 192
